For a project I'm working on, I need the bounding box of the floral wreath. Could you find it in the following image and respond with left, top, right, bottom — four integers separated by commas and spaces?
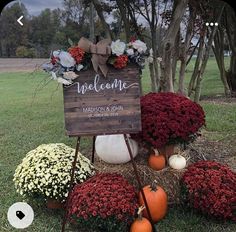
43, 37, 148, 85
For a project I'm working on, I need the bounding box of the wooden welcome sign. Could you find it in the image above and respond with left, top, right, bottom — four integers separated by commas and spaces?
63, 64, 142, 136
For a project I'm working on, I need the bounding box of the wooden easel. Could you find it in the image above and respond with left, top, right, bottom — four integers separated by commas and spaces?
61, 134, 157, 232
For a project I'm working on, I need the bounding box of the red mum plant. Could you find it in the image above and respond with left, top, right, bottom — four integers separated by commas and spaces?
68, 46, 85, 64
114, 55, 129, 69
182, 160, 236, 221
67, 173, 138, 232
132, 92, 205, 148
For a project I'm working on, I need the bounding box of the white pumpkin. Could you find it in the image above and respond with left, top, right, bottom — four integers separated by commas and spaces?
168, 154, 186, 170
95, 134, 138, 164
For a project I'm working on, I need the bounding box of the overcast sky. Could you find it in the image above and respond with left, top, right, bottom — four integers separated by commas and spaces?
8, 0, 64, 15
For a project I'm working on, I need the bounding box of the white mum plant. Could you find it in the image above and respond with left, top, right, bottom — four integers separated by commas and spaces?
13, 143, 95, 201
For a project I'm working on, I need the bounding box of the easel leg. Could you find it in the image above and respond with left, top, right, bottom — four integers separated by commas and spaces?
123, 134, 157, 232
91, 136, 96, 163
61, 137, 81, 232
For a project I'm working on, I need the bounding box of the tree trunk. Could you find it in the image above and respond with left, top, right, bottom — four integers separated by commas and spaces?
227, 53, 236, 96
225, 4, 236, 96
178, 60, 186, 95
172, 29, 180, 85
151, 28, 160, 92
194, 4, 226, 102
149, 62, 157, 92
212, 25, 231, 97
188, 36, 205, 97
92, 0, 113, 40
89, 3, 95, 42
177, 5, 195, 95
116, 0, 131, 42
160, 0, 188, 92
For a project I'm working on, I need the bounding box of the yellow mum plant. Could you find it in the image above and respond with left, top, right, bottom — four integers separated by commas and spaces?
13, 143, 95, 201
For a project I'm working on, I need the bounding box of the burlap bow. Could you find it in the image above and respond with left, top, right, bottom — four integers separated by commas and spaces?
78, 37, 112, 77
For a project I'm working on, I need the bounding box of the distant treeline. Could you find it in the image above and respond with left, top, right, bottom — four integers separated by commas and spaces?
0, 2, 109, 58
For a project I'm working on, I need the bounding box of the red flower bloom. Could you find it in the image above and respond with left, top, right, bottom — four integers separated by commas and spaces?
130, 36, 136, 43
51, 56, 58, 65
131, 92, 205, 148
182, 161, 236, 221
68, 46, 85, 64
114, 55, 128, 69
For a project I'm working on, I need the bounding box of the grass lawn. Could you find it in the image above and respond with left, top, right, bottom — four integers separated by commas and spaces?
0, 61, 236, 231
141, 57, 230, 96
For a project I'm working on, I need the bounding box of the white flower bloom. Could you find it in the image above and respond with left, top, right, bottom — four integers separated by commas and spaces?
132, 40, 147, 53
42, 63, 53, 71
76, 64, 84, 72
63, 71, 78, 80
111, 39, 126, 56
57, 77, 72, 85
149, 48, 153, 56
147, 56, 154, 64
53, 50, 60, 58
58, 51, 76, 67
126, 48, 134, 56
51, 72, 57, 80
157, 57, 162, 62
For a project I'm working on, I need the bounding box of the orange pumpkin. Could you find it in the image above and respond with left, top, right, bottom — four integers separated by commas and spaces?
148, 149, 166, 171
130, 206, 152, 232
139, 180, 167, 222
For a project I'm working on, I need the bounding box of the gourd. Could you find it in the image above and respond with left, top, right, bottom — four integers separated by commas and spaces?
139, 180, 167, 222
169, 154, 186, 170
148, 149, 166, 171
95, 134, 138, 164
130, 206, 152, 232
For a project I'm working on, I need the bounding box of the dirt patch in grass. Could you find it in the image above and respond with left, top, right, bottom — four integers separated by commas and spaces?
201, 96, 236, 104
190, 133, 236, 171
0, 58, 47, 72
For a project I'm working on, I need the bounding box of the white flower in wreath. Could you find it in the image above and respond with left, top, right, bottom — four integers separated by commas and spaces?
57, 51, 76, 67
149, 48, 153, 56
132, 40, 147, 53
126, 48, 134, 56
51, 71, 57, 80
76, 64, 84, 72
57, 77, 72, 85
147, 48, 154, 63
63, 71, 78, 80
111, 39, 126, 56
147, 56, 154, 64
157, 57, 163, 63
53, 50, 60, 58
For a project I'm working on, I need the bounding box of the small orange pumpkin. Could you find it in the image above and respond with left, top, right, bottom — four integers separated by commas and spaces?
130, 206, 152, 232
148, 149, 166, 171
139, 180, 167, 222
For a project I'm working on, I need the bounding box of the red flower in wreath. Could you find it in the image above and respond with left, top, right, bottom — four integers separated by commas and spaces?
68, 46, 85, 64
51, 56, 58, 65
130, 36, 136, 43
114, 55, 128, 69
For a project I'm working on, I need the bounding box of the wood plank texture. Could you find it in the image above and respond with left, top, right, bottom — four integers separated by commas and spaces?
63, 65, 141, 136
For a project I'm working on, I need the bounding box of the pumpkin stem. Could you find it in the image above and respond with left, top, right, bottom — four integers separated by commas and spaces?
153, 148, 159, 156
150, 180, 158, 191
137, 206, 145, 220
